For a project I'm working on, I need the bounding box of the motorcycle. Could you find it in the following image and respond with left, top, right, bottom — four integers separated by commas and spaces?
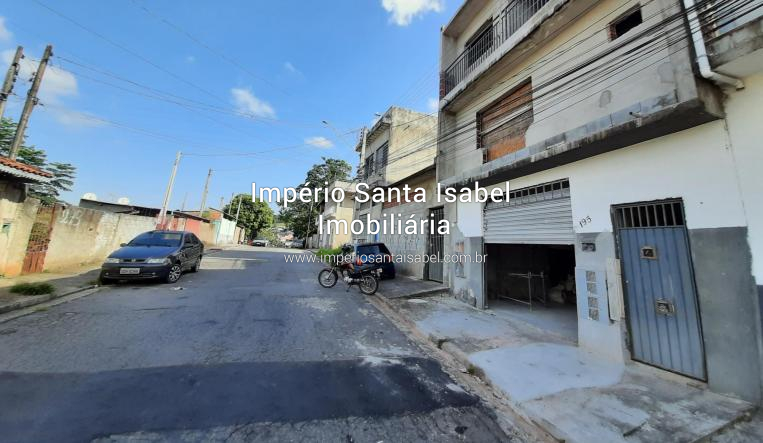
318, 255, 379, 295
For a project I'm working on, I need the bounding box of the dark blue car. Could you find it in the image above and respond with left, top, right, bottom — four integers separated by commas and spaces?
355, 242, 395, 279
100, 231, 204, 284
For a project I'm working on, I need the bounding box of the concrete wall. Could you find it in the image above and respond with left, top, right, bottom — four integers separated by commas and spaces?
725, 73, 763, 289
214, 218, 237, 245
43, 205, 156, 272
378, 171, 438, 279
0, 188, 38, 278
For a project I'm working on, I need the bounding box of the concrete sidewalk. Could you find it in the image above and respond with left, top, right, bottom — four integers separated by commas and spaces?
377, 276, 448, 299
379, 294, 758, 443
0, 266, 101, 314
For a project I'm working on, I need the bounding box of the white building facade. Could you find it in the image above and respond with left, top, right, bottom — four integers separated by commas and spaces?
437, 0, 763, 404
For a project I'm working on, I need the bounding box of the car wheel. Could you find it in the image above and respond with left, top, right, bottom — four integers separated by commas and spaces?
190, 257, 201, 273
99, 276, 114, 286
165, 263, 183, 283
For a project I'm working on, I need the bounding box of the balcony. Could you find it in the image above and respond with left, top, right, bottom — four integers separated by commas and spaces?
442, 0, 551, 97
698, 0, 763, 41
701, 0, 763, 77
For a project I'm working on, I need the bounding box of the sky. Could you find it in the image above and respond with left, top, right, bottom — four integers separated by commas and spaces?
0, 0, 457, 211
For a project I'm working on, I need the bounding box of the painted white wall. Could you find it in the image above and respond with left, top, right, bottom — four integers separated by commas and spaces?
725, 72, 763, 281
457, 200, 483, 237
484, 120, 747, 234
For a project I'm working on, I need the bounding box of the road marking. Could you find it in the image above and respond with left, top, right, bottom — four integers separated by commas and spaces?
204, 257, 267, 262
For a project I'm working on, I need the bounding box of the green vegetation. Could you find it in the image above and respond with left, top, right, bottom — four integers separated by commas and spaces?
0, 117, 77, 204
223, 194, 275, 240
279, 157, 352, 239
317, 247, 343, 262
9, 282, 55, 296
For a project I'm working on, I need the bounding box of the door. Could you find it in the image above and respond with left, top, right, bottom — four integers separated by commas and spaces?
180, 234, 198, 269
484, 179, 574, 245
615, 200, 706, 380
21, 202, 57, 274
427, 207, 444, 282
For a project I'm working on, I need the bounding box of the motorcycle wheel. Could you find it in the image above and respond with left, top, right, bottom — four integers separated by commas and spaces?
318, 269, 338, 288
359, 274, 378, 295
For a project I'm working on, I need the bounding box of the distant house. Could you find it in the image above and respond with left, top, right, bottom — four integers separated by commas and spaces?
0, 156, 53, 276
79, 198, 161, 218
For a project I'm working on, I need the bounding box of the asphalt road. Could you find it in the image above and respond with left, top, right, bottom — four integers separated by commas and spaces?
0, 246, 516, 442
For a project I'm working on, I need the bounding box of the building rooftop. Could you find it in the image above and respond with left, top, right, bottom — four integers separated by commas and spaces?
0, 156, 53, 183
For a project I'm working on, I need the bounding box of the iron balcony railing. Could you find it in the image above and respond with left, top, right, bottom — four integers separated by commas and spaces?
697, 0, 763, 40
442, 0, 551, 97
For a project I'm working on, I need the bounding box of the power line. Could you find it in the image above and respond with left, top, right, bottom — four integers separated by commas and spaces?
127, 0, 289, 96
32, 0, 226, 105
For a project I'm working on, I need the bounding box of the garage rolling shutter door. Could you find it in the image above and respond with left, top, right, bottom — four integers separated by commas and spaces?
484, 179, 574, 245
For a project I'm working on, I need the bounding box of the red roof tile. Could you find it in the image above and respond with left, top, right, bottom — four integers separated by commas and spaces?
0, 156, 54, 178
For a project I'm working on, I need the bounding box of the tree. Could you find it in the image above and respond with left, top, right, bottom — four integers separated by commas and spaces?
0, 117, 77, 203
223, 194, 274, 240
279, 157, 352, 240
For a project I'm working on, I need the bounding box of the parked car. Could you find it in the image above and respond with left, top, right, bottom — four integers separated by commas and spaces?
251, 238, 269, 247
100, 231, 204, 284
354, 242, 395, 279
291, 239, 305, 249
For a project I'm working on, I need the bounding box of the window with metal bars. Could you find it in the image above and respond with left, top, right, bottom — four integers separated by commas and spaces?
364, 153, 375, 179
613, 200, 685, 228
375, 142, 388, 174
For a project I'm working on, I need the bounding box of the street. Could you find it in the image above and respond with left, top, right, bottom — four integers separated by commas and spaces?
0, 246, 514, 442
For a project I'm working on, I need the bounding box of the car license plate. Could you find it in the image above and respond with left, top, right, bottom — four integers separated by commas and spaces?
119, 268, 140, 275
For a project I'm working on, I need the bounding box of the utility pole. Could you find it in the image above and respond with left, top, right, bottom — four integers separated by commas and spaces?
159, 151, 182, 228
219, 196, 224, 212
199, 168, 213, 216
179, 192, 188, 212
358, 126, 368, 178
234, 196, 243, 244
234, 194, 242, 223
0, 46, 23, 120
9, 45, 52, 160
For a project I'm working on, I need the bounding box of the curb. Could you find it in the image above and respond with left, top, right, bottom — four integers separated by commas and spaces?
0, 285, 97, 315
367, 292, 561, 443
378, 286, 449, 300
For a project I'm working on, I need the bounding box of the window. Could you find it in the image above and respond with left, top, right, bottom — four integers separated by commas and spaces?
376, 142, 388, 173
364, 152, 375, 178
609, 7, 642, 40
466, 19, 494, 67
477, 80, 534, 163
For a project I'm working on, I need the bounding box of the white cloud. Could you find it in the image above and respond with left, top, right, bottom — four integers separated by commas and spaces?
284, 62, 298, 74
185, 55, 196, 63
305, 136, 334, 149
427, 97, 439, 112
51, 108, 106, 128
381, 0, 444, 26
2, 49, 78, 104
230, 87, 276, 119
0, 17, 12, 42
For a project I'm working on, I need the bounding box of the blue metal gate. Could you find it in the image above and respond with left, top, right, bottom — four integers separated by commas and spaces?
615, 200, 706, 380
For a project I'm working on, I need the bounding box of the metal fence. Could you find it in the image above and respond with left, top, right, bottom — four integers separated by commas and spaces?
698, 0, 763, 40
442, 0, 550, 97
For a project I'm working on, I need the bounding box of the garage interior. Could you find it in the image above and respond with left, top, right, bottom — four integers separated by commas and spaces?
485, 243, 578, 342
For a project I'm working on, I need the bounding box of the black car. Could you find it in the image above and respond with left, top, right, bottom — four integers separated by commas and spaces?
100, 231, 204, 284
355, 242, 395, 279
